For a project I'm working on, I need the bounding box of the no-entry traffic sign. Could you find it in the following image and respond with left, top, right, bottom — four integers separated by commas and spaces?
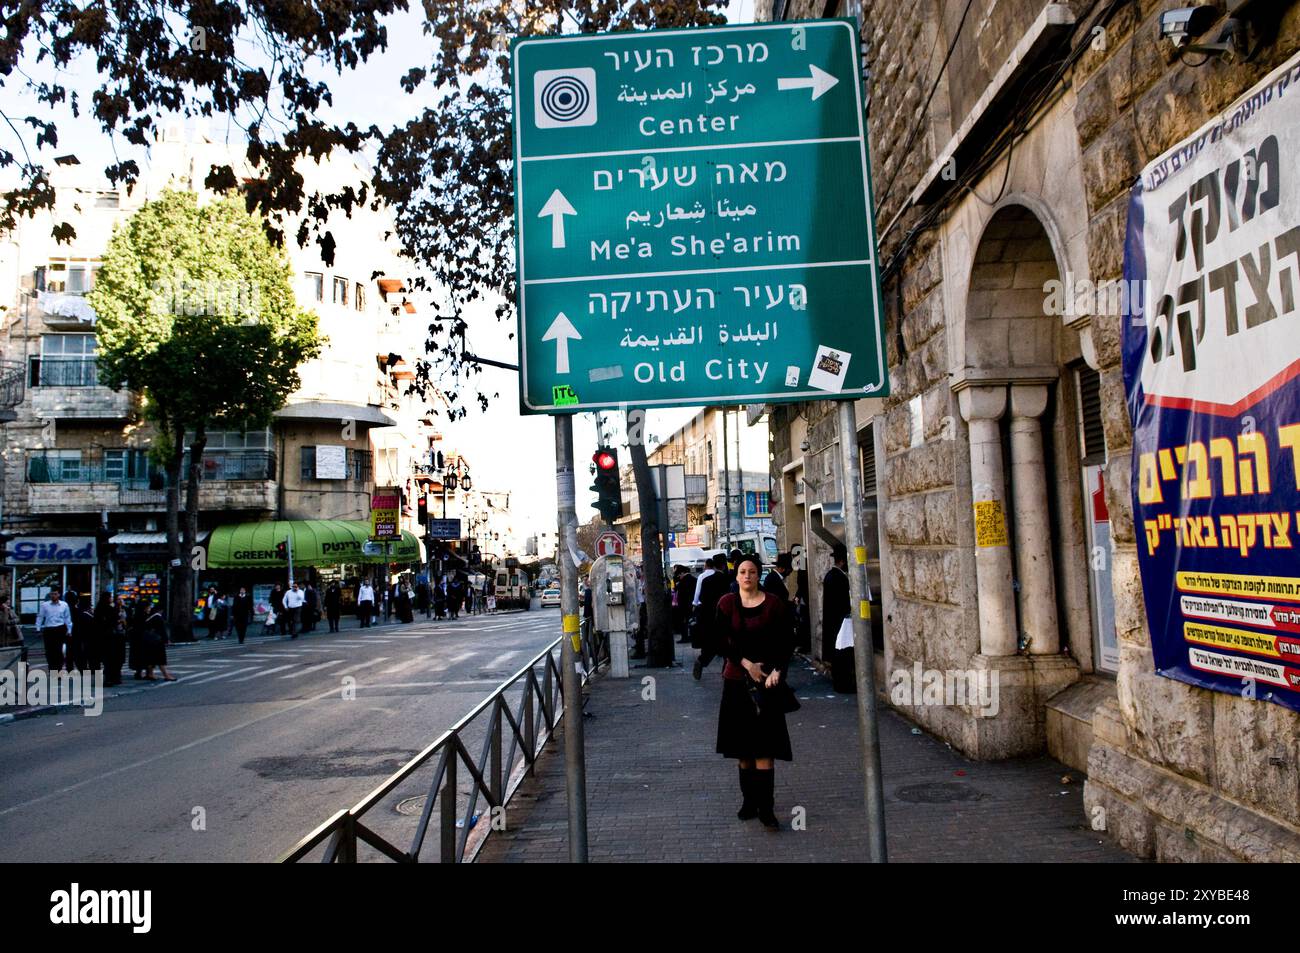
595, 531, 626, 557
512, 19, 888, 413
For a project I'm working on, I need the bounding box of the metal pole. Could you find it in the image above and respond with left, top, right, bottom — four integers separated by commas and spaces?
836, 399, 887, 861
722, 407, 731, 548
554, 413, 589, 861
286, 531, 295, 588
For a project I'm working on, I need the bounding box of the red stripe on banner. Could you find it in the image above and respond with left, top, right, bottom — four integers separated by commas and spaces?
1272, 607, 1300, 634
1145, 358, 1300, 417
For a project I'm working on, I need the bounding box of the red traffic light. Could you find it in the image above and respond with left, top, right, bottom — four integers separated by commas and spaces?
594, 450, 617, 470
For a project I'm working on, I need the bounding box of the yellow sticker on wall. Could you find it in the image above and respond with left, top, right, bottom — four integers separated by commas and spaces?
562, 613, 580, 633
859, 600, 871, 619
854, 546, 867, 565
973, 500, 1009, 547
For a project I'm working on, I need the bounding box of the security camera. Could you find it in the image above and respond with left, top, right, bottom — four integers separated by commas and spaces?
799, 439, 811, 453
1159, 5, 1221, 48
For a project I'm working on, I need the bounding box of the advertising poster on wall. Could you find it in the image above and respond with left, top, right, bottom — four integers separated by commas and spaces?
1123, 51, 1300, 712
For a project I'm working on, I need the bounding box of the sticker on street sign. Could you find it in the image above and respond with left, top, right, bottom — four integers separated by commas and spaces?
512, 19, 888, 414
596, 531, 626, 557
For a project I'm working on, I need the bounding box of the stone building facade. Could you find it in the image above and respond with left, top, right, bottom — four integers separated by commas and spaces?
758, 0, 1300, 860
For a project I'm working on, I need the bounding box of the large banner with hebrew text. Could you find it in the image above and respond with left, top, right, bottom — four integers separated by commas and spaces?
1123, 51, 1300, 712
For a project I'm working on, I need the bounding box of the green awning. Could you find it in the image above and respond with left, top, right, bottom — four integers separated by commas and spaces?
206, 520, 422, 568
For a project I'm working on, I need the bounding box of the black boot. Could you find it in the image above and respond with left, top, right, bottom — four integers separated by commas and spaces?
755, 769, 779, 830
736, 767, 758, 821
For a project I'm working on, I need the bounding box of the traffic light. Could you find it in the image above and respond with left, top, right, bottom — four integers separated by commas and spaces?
417, 493, 428, 523
591, 447, 622, 523
275, 540, 288, 561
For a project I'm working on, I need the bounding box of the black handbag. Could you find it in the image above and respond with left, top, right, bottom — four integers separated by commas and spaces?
747, 675, 801, 714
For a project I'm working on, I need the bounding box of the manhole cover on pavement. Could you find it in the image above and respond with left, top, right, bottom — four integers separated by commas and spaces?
894, 782, 985, 803
396, 795, 428, 816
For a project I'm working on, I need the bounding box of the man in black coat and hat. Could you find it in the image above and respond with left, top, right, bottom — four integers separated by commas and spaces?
822, 545, 855, 693
691, 554, 732, 680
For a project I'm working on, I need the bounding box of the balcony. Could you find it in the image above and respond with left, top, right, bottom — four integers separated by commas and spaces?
0, 360, 23, 423
24, 451, 278, 515
28, 357, 136, 420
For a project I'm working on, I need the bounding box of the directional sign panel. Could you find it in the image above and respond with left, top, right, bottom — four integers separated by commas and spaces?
512, 19, 887, 414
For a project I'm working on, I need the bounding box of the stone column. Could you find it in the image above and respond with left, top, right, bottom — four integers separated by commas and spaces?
1009, 384, 1060, 654
958, 385, 1017, 657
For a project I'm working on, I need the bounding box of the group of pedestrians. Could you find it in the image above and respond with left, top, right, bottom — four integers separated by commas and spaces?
658, 545, 859, 831
197, 586, 256, 643
31, 587, 173, 684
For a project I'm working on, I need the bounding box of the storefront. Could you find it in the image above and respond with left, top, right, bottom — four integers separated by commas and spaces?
204, 519, 423, 615
5, 535, 98, 622
109, 532, 174, 614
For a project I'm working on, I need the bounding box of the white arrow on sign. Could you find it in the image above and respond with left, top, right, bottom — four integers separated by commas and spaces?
538, 189, 576, 249
542, 312, 581, 375
777, 64, 839, 101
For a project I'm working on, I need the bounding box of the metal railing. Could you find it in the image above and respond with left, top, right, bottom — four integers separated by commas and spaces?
26, 450, 275, 485
0, 360, 24, 409
191, 449, 277, 482
282, 620, 608, 863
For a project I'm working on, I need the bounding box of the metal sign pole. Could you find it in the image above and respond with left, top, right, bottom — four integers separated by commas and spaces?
836, 398, 887, 862
554, 413, 589, 861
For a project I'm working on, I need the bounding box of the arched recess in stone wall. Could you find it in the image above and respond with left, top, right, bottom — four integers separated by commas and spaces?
964, 205, 1060, 372
960, 202, 1100, 673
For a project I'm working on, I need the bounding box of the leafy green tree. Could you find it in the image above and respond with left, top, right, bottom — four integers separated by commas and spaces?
5, 1, 725, 648
90, 190, 321, 638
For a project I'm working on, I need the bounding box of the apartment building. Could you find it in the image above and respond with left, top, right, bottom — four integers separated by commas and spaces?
0, 123, 436, 618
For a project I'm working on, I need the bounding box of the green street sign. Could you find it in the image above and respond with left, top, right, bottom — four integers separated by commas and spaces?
512, 19, 887, 413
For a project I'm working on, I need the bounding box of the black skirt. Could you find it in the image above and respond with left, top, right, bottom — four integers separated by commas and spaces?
716, 677, 792, 762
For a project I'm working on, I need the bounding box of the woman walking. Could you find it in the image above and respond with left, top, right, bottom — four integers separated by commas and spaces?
714, 554, 797, 830
141, 601, 176, 681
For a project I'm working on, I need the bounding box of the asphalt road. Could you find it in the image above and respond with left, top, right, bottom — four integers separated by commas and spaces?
0, 607, 562, 862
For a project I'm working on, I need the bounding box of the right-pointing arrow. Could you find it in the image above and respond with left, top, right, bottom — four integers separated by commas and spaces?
541, 312, 581, 375
777, 64, 839, 101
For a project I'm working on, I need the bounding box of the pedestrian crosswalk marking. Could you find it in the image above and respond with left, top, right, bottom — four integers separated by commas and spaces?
188, 666, 261, 685
229, 664, 297, 682
280, 659, 344, 679
336, 657, 391, 676
484, 651, 518, 670
378, 654, 431, 676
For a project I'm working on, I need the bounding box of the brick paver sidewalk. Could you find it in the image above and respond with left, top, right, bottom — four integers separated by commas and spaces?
478, 651, 1134, 863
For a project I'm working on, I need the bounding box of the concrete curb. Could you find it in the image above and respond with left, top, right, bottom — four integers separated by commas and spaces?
1, 681, 152, 724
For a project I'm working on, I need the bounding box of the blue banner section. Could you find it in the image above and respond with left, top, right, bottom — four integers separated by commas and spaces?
1123, 53, 1300, 712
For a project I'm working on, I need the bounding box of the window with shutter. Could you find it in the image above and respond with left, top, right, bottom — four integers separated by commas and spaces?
1076, 365, 1105, 464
